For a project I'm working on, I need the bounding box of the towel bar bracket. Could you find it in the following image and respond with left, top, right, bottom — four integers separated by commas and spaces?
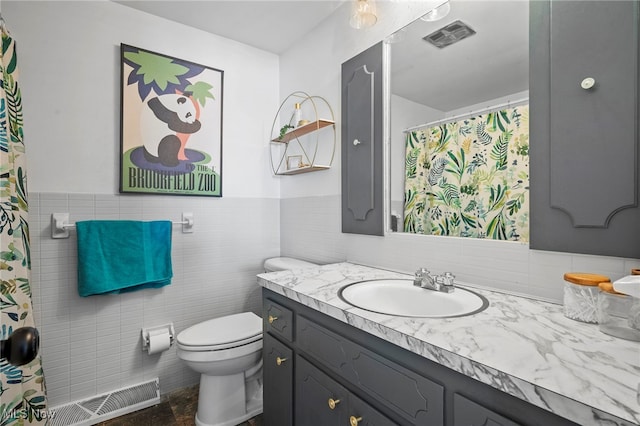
182, 212, 194, 233
51, 213, 70, 239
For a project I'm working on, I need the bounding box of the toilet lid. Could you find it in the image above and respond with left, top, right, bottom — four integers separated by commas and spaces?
177, 312, 262, 349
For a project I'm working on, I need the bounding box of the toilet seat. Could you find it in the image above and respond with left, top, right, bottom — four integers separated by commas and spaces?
177, 338, 263, 363
177, 312, 263, 352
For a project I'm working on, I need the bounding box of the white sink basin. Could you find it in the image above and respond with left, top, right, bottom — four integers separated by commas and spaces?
339, 279, 489, 318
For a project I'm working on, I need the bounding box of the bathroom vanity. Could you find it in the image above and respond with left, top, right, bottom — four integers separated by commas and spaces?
258, 263, 640, 426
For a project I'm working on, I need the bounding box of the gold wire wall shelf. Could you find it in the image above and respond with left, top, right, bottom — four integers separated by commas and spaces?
270, 92, 336, 175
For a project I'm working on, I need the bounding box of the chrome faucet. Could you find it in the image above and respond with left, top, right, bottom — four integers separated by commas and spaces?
414, 269, 455, 293
413, 268, 434, 288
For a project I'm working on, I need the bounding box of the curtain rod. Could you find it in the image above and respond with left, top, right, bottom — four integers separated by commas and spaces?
403, 97, 529, 134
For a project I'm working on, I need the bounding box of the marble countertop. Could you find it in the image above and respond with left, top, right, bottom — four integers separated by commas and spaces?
257, 262, 640, 426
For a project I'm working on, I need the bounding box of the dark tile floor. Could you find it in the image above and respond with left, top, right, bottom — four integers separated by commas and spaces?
98, 385, 263, 426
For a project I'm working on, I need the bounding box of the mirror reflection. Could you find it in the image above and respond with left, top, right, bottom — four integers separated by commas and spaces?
388, 1, 529, 241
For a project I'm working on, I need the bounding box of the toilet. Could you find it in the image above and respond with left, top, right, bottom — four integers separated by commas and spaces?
177, 257, 317, 426
177, 312, 263, 426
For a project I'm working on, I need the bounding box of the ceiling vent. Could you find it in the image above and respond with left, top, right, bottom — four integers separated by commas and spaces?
423, 20, 476, 48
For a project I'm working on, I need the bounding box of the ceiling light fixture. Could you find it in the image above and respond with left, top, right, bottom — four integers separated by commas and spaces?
421, 0, 451, 22
350, 0, 378, 29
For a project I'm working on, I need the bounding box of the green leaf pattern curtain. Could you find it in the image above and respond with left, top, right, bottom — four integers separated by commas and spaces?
403, 105, 529, 241
0, 25, 48, 424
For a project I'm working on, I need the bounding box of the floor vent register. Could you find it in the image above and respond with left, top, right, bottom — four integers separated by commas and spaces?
49, 378, 160, 426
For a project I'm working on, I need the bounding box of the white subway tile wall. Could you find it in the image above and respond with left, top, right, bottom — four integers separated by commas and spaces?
280, 196, 348, 265
280, 195, 639, 304
29, 192, 280, 407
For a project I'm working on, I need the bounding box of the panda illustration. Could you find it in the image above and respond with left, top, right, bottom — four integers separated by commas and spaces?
140, 93, 202, 167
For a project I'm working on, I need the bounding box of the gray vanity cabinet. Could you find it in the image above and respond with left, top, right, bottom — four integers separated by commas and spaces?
264, 299, 294, 342
296, 315, 444, 425
296, 355, 349, 425
453, 394, 520, 426
263, 299, 295, 426
262, 289, 579, 426
348, 392, 398, 426
263, 333, 293, 426
296, 355, 396, 426
341, 42, 384, 236
530, 0, 640, 258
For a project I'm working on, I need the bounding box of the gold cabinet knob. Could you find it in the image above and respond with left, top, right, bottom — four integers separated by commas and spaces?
276, 356, 287, 366
350, 416, 362, 426
268, 315, 278, 324
327, 398, 341, 410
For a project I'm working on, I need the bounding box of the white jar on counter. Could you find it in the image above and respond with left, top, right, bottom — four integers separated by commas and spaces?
597, 281, 640, 341
563, 273, 610, 323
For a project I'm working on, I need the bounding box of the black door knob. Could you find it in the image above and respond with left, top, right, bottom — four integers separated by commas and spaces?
0, 326, 40, 366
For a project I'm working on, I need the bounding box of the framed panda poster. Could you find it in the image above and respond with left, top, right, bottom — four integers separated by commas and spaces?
120, 44, 223, 196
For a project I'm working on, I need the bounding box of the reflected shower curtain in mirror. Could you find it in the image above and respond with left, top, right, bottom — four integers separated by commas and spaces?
0, 23, 48, 424
403, 105, 529, 241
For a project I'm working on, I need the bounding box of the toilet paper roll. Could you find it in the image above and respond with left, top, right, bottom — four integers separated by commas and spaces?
147, 330, 171, 355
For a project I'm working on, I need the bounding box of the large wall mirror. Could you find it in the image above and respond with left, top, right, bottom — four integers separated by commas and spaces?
387, 0, 529, 241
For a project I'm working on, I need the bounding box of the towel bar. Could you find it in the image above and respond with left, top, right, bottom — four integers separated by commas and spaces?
51, 212, 194, 238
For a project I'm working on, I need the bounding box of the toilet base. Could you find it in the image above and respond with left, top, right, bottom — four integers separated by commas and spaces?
195, 406, 262, 426
194, 372, 263, 426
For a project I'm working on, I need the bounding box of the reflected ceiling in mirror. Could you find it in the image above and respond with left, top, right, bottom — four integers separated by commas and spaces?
389, 0, 528, 111
387, 0, 529, 238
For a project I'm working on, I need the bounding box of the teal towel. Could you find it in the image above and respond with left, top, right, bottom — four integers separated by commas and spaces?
76, 220, 173, 297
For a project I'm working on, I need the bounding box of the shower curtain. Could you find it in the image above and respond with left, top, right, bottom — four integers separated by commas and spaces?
403, 105, 529, 241
0, 21, 48, 424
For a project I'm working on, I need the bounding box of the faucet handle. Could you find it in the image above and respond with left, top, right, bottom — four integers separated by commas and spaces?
442, 272, 455, 286
415, 267, 429, 277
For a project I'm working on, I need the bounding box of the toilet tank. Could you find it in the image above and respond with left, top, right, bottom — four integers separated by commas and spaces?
263, 257, 317, 272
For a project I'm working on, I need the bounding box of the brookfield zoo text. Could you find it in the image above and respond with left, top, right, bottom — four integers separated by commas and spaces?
127, 166, 218, 193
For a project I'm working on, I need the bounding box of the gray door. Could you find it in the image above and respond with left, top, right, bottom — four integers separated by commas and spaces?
341, 42, 384, 236
530, 0, 640, 258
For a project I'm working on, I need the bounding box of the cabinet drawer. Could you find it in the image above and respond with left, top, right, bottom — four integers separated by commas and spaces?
454, 393, 520, 426
264, 298, 294, 342
296, 355, 349, 425
263, 333, 293, 426
349, 391, 398, 426
296, 355, 396, 426
297, 315, 444, 425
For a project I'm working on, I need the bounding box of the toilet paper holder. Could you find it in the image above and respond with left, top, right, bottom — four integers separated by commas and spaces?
141, 323, 175, 352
